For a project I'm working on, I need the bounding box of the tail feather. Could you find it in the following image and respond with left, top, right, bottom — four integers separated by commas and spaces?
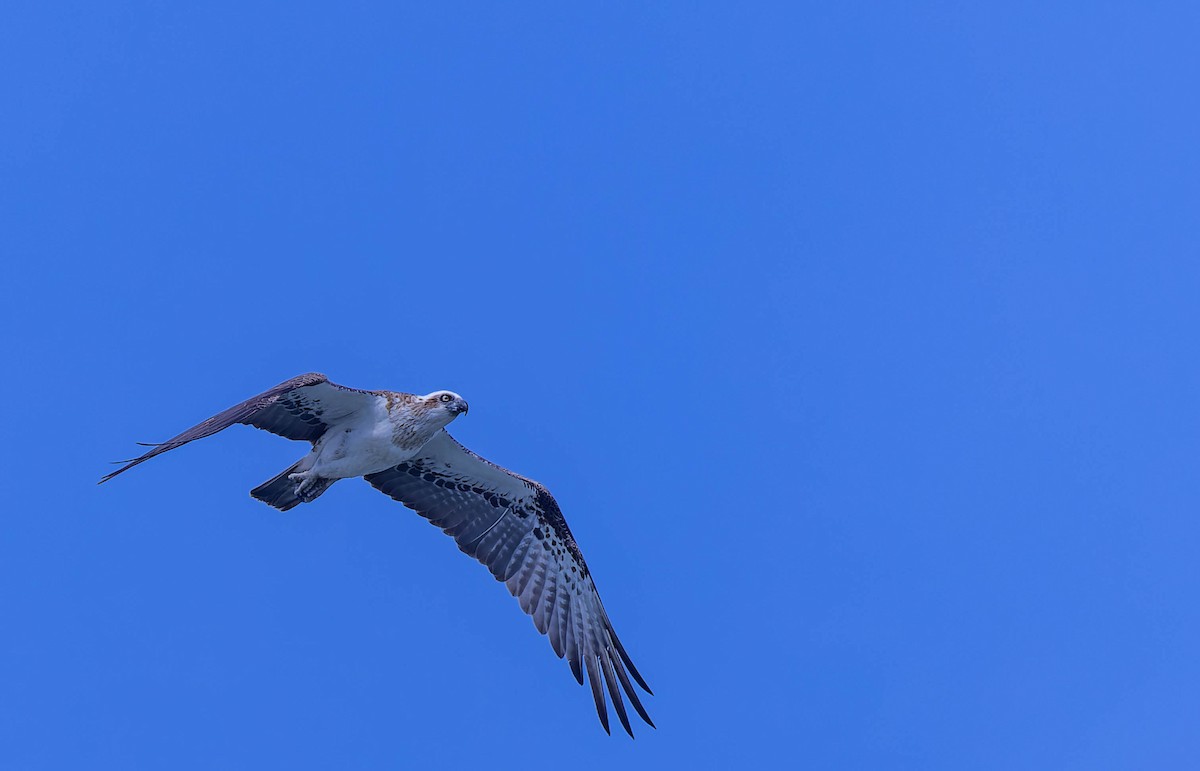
250, 461, 333, 511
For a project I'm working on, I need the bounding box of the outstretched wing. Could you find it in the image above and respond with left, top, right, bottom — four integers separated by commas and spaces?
364, 431, 654, 736
100, 372, 383, 483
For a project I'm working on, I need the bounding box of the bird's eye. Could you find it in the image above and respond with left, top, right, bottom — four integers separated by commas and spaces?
439, 394, 452, 403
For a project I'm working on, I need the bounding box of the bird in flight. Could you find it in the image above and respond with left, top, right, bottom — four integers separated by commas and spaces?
100, 373, 654, 736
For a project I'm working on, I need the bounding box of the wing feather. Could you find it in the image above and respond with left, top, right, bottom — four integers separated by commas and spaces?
550, 577, 571, 660
534, 563, 559, 636
564, 592, 584, 685
600, 641, 631, 737
585, 651, 609, 735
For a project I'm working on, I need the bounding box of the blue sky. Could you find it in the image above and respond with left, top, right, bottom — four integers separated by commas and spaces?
2, 2, 1198, 768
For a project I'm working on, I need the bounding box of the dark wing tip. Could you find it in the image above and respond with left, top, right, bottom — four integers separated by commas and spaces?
596, 705, 611, 736
99, 461, 139, 484
610, 630, 653, 695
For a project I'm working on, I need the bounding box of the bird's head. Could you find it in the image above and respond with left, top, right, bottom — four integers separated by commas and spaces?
422, 390, 469, 423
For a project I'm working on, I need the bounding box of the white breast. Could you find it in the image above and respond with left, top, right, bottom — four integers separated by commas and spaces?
310, 399, 421, 479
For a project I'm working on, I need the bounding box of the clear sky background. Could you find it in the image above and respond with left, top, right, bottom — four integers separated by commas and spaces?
2, 3, 1198, 769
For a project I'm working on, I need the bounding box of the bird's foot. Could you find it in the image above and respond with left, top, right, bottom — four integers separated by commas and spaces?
289, 471, 322, 501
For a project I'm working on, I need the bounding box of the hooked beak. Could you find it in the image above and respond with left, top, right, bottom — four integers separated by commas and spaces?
455, 401, 469, 415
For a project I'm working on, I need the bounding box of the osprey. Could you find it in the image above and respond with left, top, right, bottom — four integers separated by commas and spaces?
100, 373, 654, 736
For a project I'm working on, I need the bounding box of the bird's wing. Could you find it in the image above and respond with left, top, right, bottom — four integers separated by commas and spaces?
100, 372, 384, 483
364, 430, 654, 736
